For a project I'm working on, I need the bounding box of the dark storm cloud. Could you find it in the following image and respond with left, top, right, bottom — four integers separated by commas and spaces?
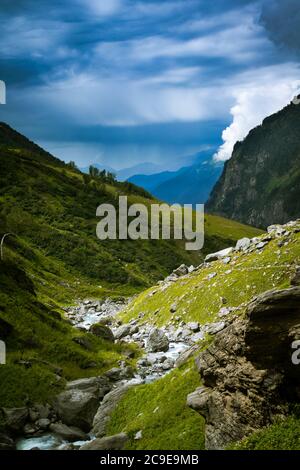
260, 0, 300, 55
0, 0, 299, 168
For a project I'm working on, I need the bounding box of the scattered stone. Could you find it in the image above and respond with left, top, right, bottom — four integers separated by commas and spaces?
147, 328, 169, 353
173, 264, 189, 277
187, 322, 200, 332
170, 303, 177, 313
204, 322, 226, 335
114, 324, 131, 340
134, 430, 143, 440
89, 323, 114, 342
205, 247, 233, 263
256, 241, 268, 250
175, 345, 199, 367
235, 238, 251, 252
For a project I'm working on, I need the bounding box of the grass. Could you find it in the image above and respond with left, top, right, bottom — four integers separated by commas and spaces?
229, 416, 300, 450
107, 360, 205, 450
120, 229, 300, 327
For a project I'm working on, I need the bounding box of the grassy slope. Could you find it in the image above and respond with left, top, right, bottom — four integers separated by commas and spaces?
109, 226, 300, 450
107, 359, 206, 450
0, 123, 259, 414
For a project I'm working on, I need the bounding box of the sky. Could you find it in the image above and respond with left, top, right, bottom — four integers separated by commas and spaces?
0, 0, 300, 172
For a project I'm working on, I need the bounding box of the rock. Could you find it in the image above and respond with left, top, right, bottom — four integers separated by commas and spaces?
54, 389, 99, 432
235, 237, 251, 251
49, 423, 88, 442
36, 418, 50, 430
2, 407, 28, 434
218, 307, 231, 318
204, 322, 226, 335
80, 433, 128, 450
24, 423, 37, 435
92, 385, 132, 437
188, 287, 300, 450
147, 328, 169, 352
134, 430, 142, 440
105, 366, 134, 381
89, 323, 114, 342
170, 303, 177, 313
207, 272, 217, 280
0, 433, 15, 450
175, 345, 199, 367
114, 324, 131, 340
130, 325, 139, 335
205, 247, 233, 263
256, 241, 268, 250
66, 376, 111, 400
191, 331, 205, 343
173, 264, 189, 276
187, 322, 200, 332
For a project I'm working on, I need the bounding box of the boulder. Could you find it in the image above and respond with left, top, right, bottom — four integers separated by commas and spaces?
188, 287, 300, 450
173, 264, 188, 277
89, 324, 114, 342
205, 247, 233, 263
0, 433, 15, 450
66, 376, 111, 400
147, 328, 169, 352
53, 389, 99, 432
187, 322, 200, 332
235, 237, 251, 251
204, 322, 226, 335
49, 423, 88, 442
2, 407, 28, 434
92, 385, 132, 437
114, 324, 131, 340
36, 418, 50, 430
80, 433, 128, 450
175, 345, 199, 367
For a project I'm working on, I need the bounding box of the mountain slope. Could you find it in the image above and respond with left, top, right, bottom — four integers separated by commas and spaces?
108, 221, 300, 450
207, 101, 300, 228
0, 122, 259, 411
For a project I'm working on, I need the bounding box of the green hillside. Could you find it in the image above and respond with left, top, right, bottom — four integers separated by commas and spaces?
0, 122, 260, 412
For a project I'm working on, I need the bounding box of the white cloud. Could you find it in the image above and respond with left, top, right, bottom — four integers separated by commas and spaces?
214, 65, 300, 161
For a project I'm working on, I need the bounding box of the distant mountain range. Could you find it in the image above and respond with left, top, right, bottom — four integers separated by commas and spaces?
207, 100, 300, 228
128, 159, 223, 205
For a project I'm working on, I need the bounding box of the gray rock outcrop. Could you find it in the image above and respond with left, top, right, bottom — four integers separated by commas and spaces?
188, 287, 300, 449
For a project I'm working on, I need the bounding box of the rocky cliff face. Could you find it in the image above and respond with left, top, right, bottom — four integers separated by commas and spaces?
207, 102, 300, 228
188, 287, 300, 450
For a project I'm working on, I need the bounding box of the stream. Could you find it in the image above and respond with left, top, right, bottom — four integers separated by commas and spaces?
17, 298, 191, 451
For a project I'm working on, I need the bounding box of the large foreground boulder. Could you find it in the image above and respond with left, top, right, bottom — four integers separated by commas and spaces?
147, 328, 169, 352
1, 407, 28, 435
188, 287, 300, 450
53, 389, 99, 432
80, 433, 128, 450
92, 385, 132, 438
